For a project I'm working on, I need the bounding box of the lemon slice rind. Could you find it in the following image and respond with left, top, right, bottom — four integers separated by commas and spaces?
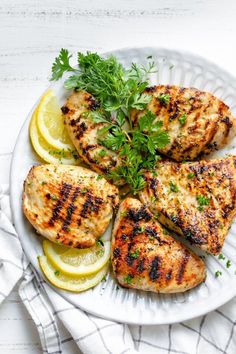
30, 108, 78, 165
38, 255, 109, 292
36, 89, 74, 150
43, 240, 111, 276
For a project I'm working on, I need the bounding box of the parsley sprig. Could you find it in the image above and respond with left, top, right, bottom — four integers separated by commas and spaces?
51, 49, 156, 127
51, 49, 170, 193
104, 111, 169, 193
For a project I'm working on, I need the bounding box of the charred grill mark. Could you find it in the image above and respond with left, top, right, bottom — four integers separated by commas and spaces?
62, 187, 80, 231
81, 145, 110, 173
221, 116, 233, 138
48, 183, 72, 226
176, 250, 190, 285
137, 259, 145, 273
61, 106, 69, 114
130, 224, 141, 239
149, 178, 158, 197
184, 229, 208, 245
82, 144, 97, 153
205, 141, 217, 152
75, 122, 87, 139
149, 256, 161, 281
113, 247, 120, 258
80, 195, 93, 218
69, 117, 80, 126
145, 86, 156, 93
80, 194, 103, 218
145, 226, 168, 245
125, 254, 134, 266
127, 206, 152, 223
190, 164, 212, 175
222, 203, 235, 219
121, 233, 128, 240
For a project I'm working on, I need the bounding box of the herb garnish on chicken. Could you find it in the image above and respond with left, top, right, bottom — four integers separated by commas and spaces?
51, 49, 170, 193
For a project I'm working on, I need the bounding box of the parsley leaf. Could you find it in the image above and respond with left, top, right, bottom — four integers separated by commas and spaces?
179, 113, 187, 125
51, 49, 75, 81
187, 172, 195, 179
158, 94, 170, 105
215, 270, 222, 278
130, 248, 140, 259
169, 181, 179, 192
196, 195, 210, 211
124, 274, 133, 285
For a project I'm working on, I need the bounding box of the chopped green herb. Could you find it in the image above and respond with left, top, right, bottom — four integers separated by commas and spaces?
153, 212, 160, 219
226, 260, 231, 268
169, 64, 174, 70
98, 149, 107, 157
54, 270, 60, 276
51, 195, 58, 201
101, 275, 107, 282
215, 270, 222, 278
158, 94, 170, 105
218, 253, 225, 260
196, 195, 210, 211
124, 274, 133, 285
130, 248, 140, 259
139, 225, 145, 233
149, 235, 154, 240
151, 195, 156, 203
169, 181, 179, 193
120, 211, 127, 217
187, 173, 195, 179
41, 181, 47, 185
179, 113, 187, 125
96, 174, 103, 180
81, 188, 89, 194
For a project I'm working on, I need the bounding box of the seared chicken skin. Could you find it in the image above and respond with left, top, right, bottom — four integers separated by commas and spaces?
23, 164, 119, 248
131, 85, 236, 161
139, 156, 236, 255
62, 90, 123, 184
112, 198, 206, 293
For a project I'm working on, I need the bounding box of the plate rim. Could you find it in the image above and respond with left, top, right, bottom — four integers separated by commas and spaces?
10, 46, 236, 325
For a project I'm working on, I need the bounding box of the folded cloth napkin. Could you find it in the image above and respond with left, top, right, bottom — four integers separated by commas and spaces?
0, 184, 236, 354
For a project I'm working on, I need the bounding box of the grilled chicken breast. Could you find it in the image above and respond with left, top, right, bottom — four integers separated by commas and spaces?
62, 90, 123, 184
23, 164, 119, 248
112, 198, 206, 293
139, 156, 236, 255
131, 85, 236, 161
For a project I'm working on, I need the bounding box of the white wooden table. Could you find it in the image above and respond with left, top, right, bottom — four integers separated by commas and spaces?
1, 0, 236, 352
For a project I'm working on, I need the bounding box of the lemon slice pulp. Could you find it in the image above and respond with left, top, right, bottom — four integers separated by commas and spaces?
29, 109, 78, 165
43, 240, 111, 276
37, 89, 74, 150
38, 255, 108, 292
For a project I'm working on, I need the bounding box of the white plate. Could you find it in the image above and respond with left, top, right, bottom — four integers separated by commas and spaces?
10, 47, 236, 325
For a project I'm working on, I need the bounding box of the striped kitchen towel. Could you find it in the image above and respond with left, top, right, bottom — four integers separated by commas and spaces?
0, 184, 235, 354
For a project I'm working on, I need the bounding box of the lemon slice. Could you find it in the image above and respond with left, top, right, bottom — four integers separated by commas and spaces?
37, 89, 74, 150
38, 255, 109, 292
30, 108, 79, 165
43, 240, 111, 276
